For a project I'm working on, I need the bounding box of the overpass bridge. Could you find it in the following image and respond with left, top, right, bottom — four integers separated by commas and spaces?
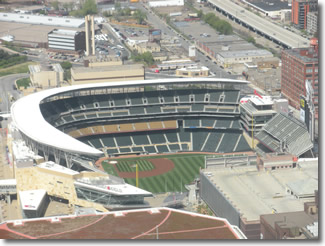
207, 0, 309, 49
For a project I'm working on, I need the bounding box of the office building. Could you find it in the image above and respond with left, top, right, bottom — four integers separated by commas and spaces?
48, 29, 86, 53
291, 0, 318, 29
306, 11, 318, 34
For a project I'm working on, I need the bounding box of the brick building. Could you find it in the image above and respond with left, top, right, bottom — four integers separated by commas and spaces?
281, 38, 318, 118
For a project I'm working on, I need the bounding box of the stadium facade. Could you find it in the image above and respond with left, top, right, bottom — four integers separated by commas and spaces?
11, 78, 250, 171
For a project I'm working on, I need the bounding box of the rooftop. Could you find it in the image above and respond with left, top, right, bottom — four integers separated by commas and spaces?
12, 139, 38, 161
202, 162, 317, 221
75, 177, 152, 196
261, 211, 316, 230
29, 64, 63, 74
72, 64, 144, 73
38, 161, 79, 176
0, 208, 246, 239
19, 189, 47, 211
177, 66, 209, 72
250, 96, 274, 106
219, 49, 273, 58
283, 48, 318, 63
0, 13, 84, 28
0, 22, 83, 44
245, 0, 291, 12
48, 29, 79, 37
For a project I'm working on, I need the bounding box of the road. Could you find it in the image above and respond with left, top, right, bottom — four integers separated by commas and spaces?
133, 2, 234, 79
0, 73, 27, 116
207, 0, 309, 48
102, 22, 131, 59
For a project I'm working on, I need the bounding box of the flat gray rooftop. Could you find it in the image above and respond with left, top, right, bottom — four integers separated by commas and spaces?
203, 161, 318, 221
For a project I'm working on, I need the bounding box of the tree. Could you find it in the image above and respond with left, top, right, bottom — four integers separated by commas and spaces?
51, 0, 60, 11
70, 0, 97, 17
60, 61, 72, 81
60, 61, 72, 70
133, 10, 147, 25
142, 52, 154, 66
247, 36, 256, 44
131, 51, 154, 66
114, 2, 121, 11
81, 0, 98, 16
197, 10, 203, 19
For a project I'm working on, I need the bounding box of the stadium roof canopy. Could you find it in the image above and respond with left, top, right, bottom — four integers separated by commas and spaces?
0, 13, 85, 28
0, 207, 246, 239
11, 78, 249, 157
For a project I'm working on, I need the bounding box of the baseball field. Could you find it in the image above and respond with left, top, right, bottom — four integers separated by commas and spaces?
100, 154, 206, 193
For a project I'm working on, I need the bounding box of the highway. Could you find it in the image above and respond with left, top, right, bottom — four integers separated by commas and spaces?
207, 0, 309, 48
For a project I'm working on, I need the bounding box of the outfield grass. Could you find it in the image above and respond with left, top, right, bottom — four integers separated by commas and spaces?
116, 159, 154, 172
101, 154, 206, 193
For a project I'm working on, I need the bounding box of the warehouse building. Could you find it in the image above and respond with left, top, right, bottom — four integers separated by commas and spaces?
243, 0, 291, 19
199, 158, 318, 239
70, 64, 145, 85
217, 50, 273, 68
0, 13, 85, 28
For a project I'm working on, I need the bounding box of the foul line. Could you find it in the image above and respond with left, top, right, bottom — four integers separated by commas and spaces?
131, 210, 171, 239
3, 224, 36, 239
144, 225, 228, 237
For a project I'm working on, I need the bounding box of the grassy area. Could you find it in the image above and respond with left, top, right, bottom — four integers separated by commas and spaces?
2, 41, 26, 53
102, 154, 206, 193
0, 62, 35, 77
16, 77, 31, 89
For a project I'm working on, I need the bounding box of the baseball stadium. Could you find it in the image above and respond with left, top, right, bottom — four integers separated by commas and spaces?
10, 78, 252, 211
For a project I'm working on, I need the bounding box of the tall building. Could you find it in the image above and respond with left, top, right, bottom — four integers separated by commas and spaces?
291, 0, 318, 29
85, 15, 95, 56
306, 11, 318, 34
281, 38, 318, 118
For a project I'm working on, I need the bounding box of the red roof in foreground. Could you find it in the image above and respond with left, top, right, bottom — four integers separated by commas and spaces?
0, 208, 245, 239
